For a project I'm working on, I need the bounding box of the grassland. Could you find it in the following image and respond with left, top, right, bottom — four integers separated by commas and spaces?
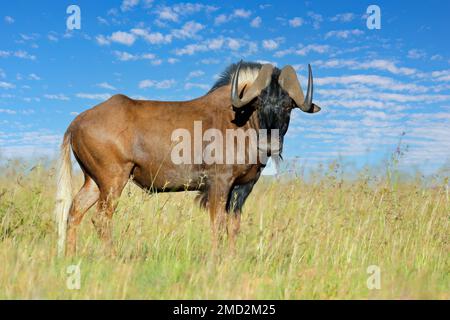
0, 159, 448, 299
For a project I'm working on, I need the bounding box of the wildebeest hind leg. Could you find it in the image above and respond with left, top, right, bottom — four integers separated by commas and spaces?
66, 174, 100, 256
92, 169, 131, 256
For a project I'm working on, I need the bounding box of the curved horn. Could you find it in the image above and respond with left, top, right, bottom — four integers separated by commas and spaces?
304, 64, 313, 110
278, 64, 321, 113
231, 61, 274, 108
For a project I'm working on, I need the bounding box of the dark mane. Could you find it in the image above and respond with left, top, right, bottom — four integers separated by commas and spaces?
208, 61, 263, 93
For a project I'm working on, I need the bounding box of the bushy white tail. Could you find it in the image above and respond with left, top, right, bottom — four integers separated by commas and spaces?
54, 132, 73, 256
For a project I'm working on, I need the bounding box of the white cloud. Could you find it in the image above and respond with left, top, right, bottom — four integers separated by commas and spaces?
325, 29, 364, 39
95, 35, 110, 46
4, 16, 14, 24
275, 44, 329, 57
129, 95, 149, 100
151, 59, 162, 65
0, 144, 60, 159
289, 17, 303, 27
19, 33, 39, 41
297, 44, 330, 56
121, 0, 139, 11
308, 11, 323, 29
76, 93, 112, 100
431, 69, 450, 82
407, 49, 426, 59
214, 8, 252, 25
233, 9, 251, 18
141, 53, 156, 60
200, 58, 220, 64
22, 97, 40, 103
0, 130, 62, 158
430, 54, 443, 61
187, 70, 205, 79
256, 59, 278, 66
131, 28, 172, 44
174, 36, 257, 56
0, 81, 15, 89
250, 16, 262, 28
96, 31, 136, 46
0, 50, 37, 60
114, 51, 138, 61
360, 59, 416, 76
330, 13, 355, 22
315, 82, 450, 104
113, 51, 158, 63
214, 14, 228, 25
175, 43, 207, 56
145, 32, 172, 44
2, 4, 446, 172
15, 50, 36, 60
0, 51, 9, 58
47, 33, 58, 42
262, 39, 280, 50
408, 112, 450, 121
154, 3, 217, 23
317, 98, 389, 109
0, 108, 16, 115
28, 73, 41, 80
139, 79, 176, 89
184, 83, 209, 90
167, 58, 179, 64
228, 39, 240, 50
96, 82, 116, 90
399, 115, 450, 166
173, 3, 217, 15
314, 74, 428, 93
209, 38, 225, 50
157, 7, 179, 22
175, 38, 221, 55
44, 94, 70, 101
273, 48, 294, 57
171, 21, 204, 39
97, 16, 109, 25
313, 58, 417, 76
109, 31, 136, 45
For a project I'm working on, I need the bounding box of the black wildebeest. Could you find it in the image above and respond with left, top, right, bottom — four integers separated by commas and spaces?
55, 60, 321, 256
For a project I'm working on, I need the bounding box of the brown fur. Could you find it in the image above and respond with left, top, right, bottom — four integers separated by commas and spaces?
57, 60, 322, 256
63, 85, 262, 255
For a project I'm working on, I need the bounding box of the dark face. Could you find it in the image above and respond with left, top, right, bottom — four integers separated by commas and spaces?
230, 68, 298, 157
258, 77, 293, 133
256, 71, 295, 155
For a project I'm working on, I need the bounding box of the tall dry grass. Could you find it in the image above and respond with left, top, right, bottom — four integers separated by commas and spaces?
0, 158, 448, 299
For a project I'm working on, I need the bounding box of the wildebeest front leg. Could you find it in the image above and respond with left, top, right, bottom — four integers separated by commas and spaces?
226, 213, 241, 253
207, 177, 233, 251
226, 181, 258, 252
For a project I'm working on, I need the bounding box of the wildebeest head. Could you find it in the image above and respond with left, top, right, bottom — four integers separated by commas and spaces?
228, 60, 321, 156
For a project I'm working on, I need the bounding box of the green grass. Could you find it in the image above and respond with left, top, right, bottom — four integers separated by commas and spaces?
0, 160, 448, 299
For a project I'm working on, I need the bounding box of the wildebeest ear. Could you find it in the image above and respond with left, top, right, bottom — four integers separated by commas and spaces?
231, 62, 274, 108
239, 84, 248, 99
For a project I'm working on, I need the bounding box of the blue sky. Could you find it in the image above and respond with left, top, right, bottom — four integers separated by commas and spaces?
0, 0, 449, 174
